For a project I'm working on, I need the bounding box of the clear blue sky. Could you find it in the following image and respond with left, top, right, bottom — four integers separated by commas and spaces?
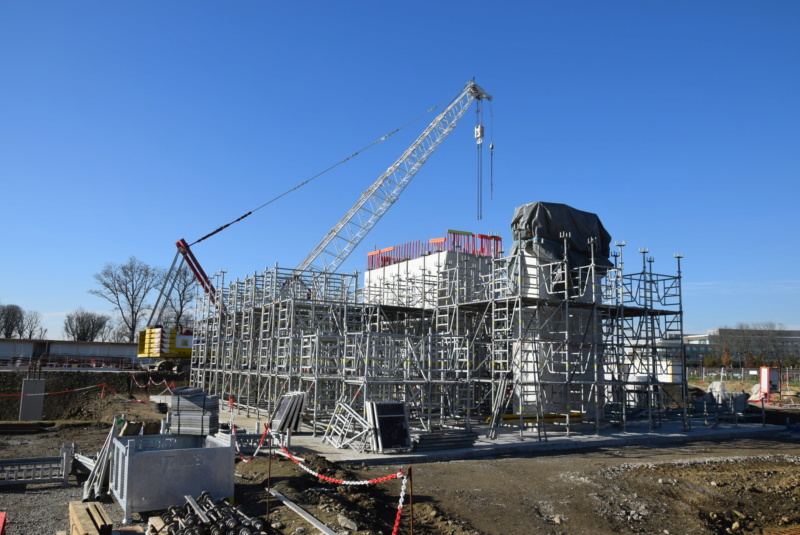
1, 1, 798, 338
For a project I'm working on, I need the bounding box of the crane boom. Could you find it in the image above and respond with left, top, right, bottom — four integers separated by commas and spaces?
296, 81, 492, 273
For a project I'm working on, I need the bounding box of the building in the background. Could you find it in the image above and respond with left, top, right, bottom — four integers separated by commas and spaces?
0, 338, 138, 368
683, 328, 800, 368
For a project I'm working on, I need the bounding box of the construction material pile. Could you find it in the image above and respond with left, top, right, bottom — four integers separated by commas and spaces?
169, 387, 219, 435
155, 491, 268, 535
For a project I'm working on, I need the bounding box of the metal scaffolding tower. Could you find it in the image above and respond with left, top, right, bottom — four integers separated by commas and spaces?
190, 223, 687, 450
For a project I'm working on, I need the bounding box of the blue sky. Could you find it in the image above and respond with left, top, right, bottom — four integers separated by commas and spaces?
1, 1, 798, 338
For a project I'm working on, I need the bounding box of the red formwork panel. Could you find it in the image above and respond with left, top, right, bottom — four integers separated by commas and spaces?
0, 511, 6, 535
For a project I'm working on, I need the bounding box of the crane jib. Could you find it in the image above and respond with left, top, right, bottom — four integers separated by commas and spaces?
176, 239, 218, 308
297, 80, 492, 273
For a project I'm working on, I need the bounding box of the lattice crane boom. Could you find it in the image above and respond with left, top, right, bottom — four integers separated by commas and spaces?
296, 80, 492, 273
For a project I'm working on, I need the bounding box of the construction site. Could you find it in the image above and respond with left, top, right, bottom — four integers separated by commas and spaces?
181, 81, 689, 451
2, 80, 798, 535
187, 202, 688, 450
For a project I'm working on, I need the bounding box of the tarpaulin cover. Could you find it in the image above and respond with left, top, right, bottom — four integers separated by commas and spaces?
510, 201, 613, 269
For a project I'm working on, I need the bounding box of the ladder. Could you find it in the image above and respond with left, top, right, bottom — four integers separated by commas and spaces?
322, 397, 373, 452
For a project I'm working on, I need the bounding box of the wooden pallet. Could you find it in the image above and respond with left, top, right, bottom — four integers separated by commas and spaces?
147, 516, 166, 533
68, 501, 112, 535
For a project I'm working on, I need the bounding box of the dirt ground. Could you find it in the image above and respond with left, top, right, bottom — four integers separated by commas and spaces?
2, 378, 800, 535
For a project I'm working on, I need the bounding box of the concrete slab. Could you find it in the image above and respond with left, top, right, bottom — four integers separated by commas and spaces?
220, 406, 787, 466
19, 379, 45, 421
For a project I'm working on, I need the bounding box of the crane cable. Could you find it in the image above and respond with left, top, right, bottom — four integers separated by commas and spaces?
189, 103, 444, 247
489, 99, 495, 200
476, 100, 483, 220
475, 94, 495, 219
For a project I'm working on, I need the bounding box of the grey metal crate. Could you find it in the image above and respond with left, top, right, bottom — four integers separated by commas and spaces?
109, 434, 234, 523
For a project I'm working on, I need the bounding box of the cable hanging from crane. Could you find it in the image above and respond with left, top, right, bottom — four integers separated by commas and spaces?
488, 98, 495, 201
473, 79, 495, 220
475, 96, 485, 220
188, 103, 444, 247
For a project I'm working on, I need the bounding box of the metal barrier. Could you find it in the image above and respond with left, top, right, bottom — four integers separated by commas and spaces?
0, 443, 73, 487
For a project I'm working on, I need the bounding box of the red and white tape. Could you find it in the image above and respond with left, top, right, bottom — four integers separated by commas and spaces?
278, 444, 408, 534
279, 445, 405, 486
232, 423, 270, 463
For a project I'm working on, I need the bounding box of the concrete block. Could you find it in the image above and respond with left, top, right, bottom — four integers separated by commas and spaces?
19, 379, 45, 421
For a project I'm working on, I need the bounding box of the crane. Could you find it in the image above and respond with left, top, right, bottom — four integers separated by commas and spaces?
139, 81, 490, 367
296, 80, 492, 273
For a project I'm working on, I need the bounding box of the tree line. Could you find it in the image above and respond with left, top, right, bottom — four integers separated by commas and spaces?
2, 256, 196, 343
702, 321, 799, 369
0, 304, 47, 339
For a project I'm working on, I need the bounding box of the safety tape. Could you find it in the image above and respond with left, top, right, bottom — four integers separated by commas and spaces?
0, 381, 171, 405
153, 387, 174, 396
129, 374, 173, 389
232, 423, 270, 463
279, 444, 407, 534
392, 475, 408, 535
130, 375, 148, 389
279, 445, 404, 486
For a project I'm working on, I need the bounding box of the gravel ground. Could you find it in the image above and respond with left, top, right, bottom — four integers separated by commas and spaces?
4, 377, 800, 535
5, 428, 800, 535
0, 482, 85, 535
0, 474, 150, 535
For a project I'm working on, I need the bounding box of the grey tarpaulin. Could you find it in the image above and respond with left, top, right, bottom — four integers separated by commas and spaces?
510, 201, 613, 269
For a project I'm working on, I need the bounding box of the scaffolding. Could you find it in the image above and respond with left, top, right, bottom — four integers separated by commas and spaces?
190, 228, 687, 449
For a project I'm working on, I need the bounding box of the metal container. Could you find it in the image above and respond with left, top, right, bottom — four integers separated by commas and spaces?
109, 434, 234, 523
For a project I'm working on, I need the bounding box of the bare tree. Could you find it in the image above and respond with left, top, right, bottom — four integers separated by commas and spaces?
160, 265, 196, 332
89, 257, 164, 343
0, 304, 24, 338
63, 308, 111, 341
19, 310, 47, 339
97, 316, 131, 343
